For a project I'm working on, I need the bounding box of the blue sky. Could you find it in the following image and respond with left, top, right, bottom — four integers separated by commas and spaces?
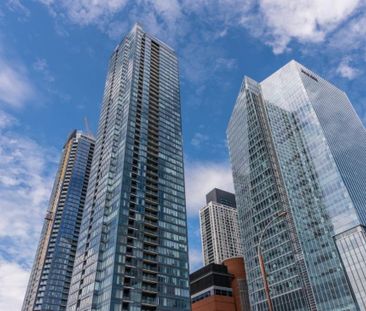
1, 0, 366, 309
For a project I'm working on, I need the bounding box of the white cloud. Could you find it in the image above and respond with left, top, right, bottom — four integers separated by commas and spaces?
0, 128, 57, 248
151, 0, 182, 23
0, 111, 58, 308
0, 110, 16, 129
38, 0, 54, 5
243, 0, 361, 54
127, 0, 187, 45
185, 161, 234, 217
181, 0, 363, 55
336, 58, 361, 79
328, 13, 366, 52
38, 0, 186, 41
104, 20, 128, 40
39, 0, 128, 25
191, 132, 209, 147
6, 0, 30, 16
180, 41, 237, 85
189, 247, 203, 272
36, 0, 366, 58
33, 58, 55, 82
0, 260, 30, 311
33, 58, 48, 71
214, 57, 237, 71
37, 0, 238, 84
65, 0, 127, 25
0, 57, 34, 108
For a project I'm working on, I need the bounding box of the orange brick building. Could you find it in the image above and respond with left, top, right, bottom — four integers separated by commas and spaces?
190, 257, 250, 311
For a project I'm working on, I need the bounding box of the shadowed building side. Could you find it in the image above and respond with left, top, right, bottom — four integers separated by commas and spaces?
223, 257, 251, 311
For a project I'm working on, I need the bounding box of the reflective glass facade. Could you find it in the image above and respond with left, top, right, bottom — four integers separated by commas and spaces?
261, 61, 366, 311
66, 24, 190, 311
335, 226, 366, 309
227, 60, 366, 310
227, 78, 313, 310
22, 130, 95, 311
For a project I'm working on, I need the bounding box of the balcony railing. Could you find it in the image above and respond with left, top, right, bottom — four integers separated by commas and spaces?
141, 297, 157, 305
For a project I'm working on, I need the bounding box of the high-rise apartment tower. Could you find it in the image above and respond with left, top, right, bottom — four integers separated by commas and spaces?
22, 130, 95, 311
66, 24, 190, 311
200, 188, 243, 265
227, 60, 366, 310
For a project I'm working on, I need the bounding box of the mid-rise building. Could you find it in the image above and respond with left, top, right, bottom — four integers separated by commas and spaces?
190, 257, 250, 311
200, 188, 243, 265
66, 24, 190, 311
206, 188, 237, 208
22, 130, 95, 311
227, 60, 366, 310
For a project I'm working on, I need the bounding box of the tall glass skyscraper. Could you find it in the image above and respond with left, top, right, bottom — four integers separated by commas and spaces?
227, 60, 366, 310
22, 130, 95, 311
66, 24, 190, 311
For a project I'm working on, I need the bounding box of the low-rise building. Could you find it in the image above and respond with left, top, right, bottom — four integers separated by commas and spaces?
190, 257, 250, 311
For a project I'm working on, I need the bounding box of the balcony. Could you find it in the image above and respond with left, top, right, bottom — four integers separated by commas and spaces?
125, 270, 135, 278
144, 236, 158, 246
144, 228, 158, 237
142, 264, 158, 273
127, 230, 138, 239
122, 294, 132, 302
126, 249, 134, 257
145, 214, 158, 223
143, 253, 157, 263
146, 183, 158, 192
146, 145, 159, 154
145, 197, 158, 205
144, 219, 158, 228
142, 273, 158, 283
141, 296, 157, 306
144, 245, 157, 254
146, 170, 158, 178
123, 278, 133, 288
142, 284, 158, 294
146, 174, 158, 182
125, 258, 136, 268
146, 190, 158, 198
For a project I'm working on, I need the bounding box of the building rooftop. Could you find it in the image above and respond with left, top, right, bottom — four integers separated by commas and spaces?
190, 263, 232, 295
206, 188, 236, 208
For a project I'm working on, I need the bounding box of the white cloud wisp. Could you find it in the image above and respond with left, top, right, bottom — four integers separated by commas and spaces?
185, 161, 234, 217
336, 57, 361, 80
0, 260, 30, 311
249, 0, 361, 54
0, 56, 34, 108
0, 110, 58, 310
